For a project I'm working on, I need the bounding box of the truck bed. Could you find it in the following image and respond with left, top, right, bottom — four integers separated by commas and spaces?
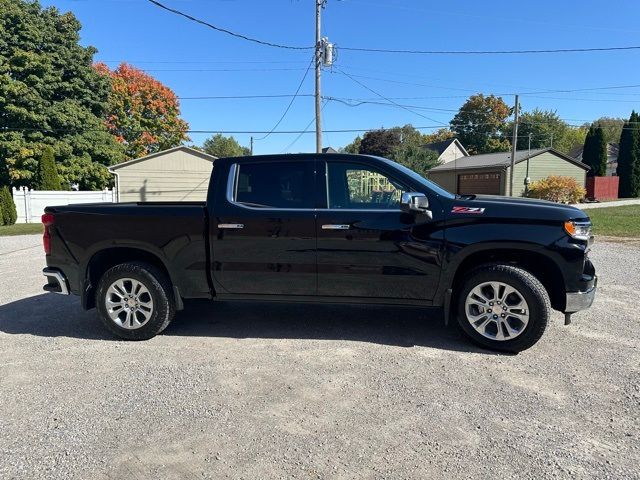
44, 201, 211, 301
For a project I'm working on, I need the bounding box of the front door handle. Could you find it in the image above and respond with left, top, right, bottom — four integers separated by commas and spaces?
322, 224, 351, 230
218, 223, 244, 229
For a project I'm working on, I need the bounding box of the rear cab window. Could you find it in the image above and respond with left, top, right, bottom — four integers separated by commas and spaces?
231, 161, 315, 209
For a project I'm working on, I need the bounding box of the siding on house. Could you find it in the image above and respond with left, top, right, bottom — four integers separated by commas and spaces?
113, 148, 214, 202
438, 141, 468, 164
508, 151, 587, 197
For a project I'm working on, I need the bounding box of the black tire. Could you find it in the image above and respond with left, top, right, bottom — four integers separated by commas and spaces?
455, 264, 550, 353
96, 262, 175, 340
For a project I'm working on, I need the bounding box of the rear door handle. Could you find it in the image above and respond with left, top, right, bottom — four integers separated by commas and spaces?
322, 224, 351, 230
218, 223, 244, 229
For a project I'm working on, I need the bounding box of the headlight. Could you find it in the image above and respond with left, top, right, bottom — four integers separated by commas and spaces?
564, 220, 592, 240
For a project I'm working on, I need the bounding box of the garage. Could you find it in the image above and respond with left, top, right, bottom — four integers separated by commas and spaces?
457, 172, 501, 195
427, 147, 588, 196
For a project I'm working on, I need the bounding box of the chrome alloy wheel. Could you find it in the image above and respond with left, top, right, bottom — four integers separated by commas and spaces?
464, 281, 530, 341
105, 278, 154, 329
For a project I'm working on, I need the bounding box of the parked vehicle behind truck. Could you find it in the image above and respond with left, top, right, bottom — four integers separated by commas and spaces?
42, 154, 596, 352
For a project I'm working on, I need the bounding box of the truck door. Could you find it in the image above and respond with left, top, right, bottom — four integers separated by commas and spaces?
316, 160, 443, 300
211, 159, 317, 296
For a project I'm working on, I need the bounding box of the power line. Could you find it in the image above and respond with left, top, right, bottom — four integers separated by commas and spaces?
335, 67, 444, 124
178, 94, 315, 100
146, 0, 313, 50
254, 56, 315, 141
140, 67, 310, 73
340, 45, 640, 55
324, 96, 458, 112
281, 101, 328, 153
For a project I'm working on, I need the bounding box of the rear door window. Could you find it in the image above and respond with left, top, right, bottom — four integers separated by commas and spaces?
234, 161, 315, 209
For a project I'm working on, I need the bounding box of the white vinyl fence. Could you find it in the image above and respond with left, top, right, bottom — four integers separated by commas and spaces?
12, 187, 115, 223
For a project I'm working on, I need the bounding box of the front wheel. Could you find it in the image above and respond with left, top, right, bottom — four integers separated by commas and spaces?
456, 264, 551, 352
96, 262, 175, 340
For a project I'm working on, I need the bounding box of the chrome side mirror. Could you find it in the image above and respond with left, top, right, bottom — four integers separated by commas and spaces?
400, 192, 431, 218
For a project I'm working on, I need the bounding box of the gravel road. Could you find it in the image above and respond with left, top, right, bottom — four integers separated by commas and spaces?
0, 234, 638, 479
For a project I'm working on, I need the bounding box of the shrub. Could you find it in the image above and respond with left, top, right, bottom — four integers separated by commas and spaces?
527, 176, 586, 204
0, 186, 18, 225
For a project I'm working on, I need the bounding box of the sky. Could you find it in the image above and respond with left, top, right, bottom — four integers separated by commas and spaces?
40, 0, 640, 155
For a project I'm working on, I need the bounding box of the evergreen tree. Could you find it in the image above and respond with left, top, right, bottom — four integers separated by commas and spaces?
592, 126, 608, 176
34, 147, 63, 190
0, 186, 17, 225
582, 125, 607, 177
617, 111, 640, 198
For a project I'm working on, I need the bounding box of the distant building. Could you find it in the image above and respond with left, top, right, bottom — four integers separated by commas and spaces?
109, 146, 217, 202
428, 148, 588, 196
322, 147, 338, 154
423, 138, 469, 164
570, 142, 619, 176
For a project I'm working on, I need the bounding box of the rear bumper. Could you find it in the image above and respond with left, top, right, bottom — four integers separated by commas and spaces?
43, 268, 70, 295
565, 278, 597, 313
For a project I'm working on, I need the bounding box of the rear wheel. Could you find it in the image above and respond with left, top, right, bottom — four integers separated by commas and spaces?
96, 262, 175, 340
456, 264, 550, 352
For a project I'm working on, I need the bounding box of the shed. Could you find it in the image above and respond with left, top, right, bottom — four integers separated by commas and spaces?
109, 146, 217, 202
427, 148, 589, 196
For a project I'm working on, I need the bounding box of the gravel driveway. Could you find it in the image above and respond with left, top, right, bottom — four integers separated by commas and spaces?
0, 234, 638, 479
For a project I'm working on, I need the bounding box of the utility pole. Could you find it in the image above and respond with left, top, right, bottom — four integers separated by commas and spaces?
315, 0, 324, 154
509, 94, 519, 197
250, 136, 254, 155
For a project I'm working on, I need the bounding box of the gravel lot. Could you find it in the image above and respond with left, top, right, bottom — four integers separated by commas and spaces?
0, 234, 638, 479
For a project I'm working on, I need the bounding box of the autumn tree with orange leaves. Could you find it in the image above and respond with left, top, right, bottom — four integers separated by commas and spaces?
95, 63, 189, 159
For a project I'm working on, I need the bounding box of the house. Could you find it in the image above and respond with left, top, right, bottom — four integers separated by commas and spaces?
423, 138, 469, 164
427, 148, 589, 196
109, 146, 217, 202
322, 147, 338, 154
570, 142, 619, 176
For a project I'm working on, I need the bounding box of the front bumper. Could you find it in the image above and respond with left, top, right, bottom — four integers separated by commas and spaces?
43, 268, 70, 295
565, 278, 597, 313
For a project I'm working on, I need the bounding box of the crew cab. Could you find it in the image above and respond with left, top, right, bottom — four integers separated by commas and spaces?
42, 154, 596, 352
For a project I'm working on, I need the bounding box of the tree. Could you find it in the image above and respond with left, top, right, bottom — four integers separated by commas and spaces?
553, 127, 588, 156
582, 125, 607, 177
423, 128, 455, 144
0, 186, 17, 225
0, 0, 124, 189
34, 147, 63, 190
359, 129, 402, 158
617, 111, 640, 198
450, 94, 512, 154
202, 134, 250, 158
391, 144, 440, 177
341, 136, 361, 154
504, 109, 568, 150
95, 63, 190, 159
591, 117, 625, 145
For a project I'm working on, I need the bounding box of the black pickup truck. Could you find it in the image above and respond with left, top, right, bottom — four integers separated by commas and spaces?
42, 153, 596, 352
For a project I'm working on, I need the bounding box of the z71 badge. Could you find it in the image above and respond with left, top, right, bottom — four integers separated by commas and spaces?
451, 206, 485, 214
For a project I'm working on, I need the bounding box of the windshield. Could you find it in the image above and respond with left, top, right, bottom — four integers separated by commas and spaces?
375, 157, 456, 199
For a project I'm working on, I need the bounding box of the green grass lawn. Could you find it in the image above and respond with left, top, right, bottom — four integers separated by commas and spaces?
0, 223, 43, 236
583, 205, 640, 238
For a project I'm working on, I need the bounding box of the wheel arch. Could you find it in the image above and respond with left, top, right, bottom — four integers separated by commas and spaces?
83, 247, 180, 310
443, 245, 566, 313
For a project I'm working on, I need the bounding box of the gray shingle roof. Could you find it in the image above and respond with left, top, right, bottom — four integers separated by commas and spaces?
429, 147, 588, 172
